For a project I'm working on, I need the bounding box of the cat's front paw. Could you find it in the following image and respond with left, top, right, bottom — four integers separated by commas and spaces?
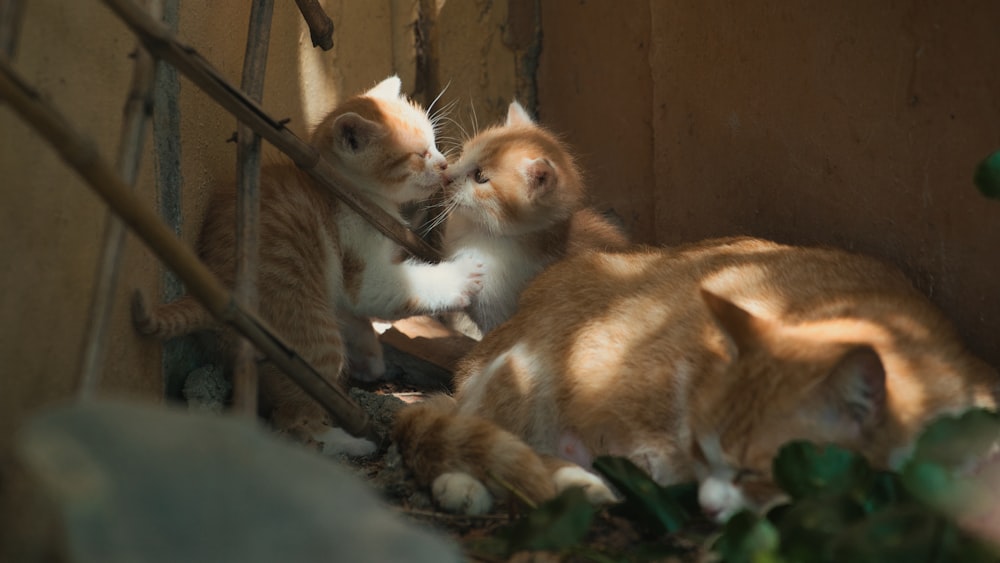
432, 472, 493, 515
450, 252, 486, 308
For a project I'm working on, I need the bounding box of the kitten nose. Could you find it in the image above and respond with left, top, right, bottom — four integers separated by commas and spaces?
435, 159, 448, 172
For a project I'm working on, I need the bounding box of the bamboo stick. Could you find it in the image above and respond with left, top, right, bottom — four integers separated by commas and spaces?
293, 0, 334, 51
101, 0, 440, 263
0, 0, 26, 58
0, 59, 377, 444
231, 0, 274, 417
77, 0, 162, 400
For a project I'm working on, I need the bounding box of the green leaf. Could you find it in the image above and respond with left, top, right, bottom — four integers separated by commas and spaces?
772, 441, 874, 501
773, 494, 866, 562
712, 510, 781, 563
831, 505, 998, 563
593, 455, 696, 533
501, 486, 597, 554
975, 150, 1000, 199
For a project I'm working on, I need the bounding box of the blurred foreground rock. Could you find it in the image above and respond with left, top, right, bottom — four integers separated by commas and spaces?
0, 401, 460, 563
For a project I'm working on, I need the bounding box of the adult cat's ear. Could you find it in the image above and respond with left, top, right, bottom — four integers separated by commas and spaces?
700, 289, 771, 358
506, 100, 534, 127
821, 345, 886, 428
332, 112, 384, 153
366, 75, 402, 100
523, 158, 555, 193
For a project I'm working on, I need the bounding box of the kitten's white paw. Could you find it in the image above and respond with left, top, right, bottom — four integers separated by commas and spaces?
553, 466, 619, 505
316, 426, 377, 458
450, 252, 486, 307
432, 472, 493, 515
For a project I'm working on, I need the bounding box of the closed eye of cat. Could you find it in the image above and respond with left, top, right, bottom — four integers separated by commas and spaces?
473, 168, 489, 184
733, 468, 763, 483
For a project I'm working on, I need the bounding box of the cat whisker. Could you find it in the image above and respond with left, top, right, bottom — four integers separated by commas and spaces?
427, 82, 452, 117
419, 198, 459, 235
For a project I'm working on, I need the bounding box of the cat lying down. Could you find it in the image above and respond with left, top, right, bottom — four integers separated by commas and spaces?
393, 236, 999, 521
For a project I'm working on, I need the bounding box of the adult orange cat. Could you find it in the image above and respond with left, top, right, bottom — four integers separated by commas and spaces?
394, 237, 999, 520
133, 76, 485, 454
435, 101, 628, 338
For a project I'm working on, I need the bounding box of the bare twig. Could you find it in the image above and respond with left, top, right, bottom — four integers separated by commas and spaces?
397, 506, 510, 522
293, 0, 334, 50
0, 0, 26, 58
487, 470, 539, 510
231, 0, 274, 417
101, 0, 440, 263
77, 0, 162, 400
0, 59, 377, 443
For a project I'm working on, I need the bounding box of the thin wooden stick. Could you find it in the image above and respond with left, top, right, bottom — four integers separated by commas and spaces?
0, 0, 26, 58
293, 0, 334, 51
231, 0, 274, 418
101, 0, 439, 263
0, 59, 378, 444
77, 0, 162, 400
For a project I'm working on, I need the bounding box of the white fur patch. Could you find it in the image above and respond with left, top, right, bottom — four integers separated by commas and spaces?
432, 472, 493, 515
552, 466, 618, 505
316, 427, 377, 458
698, 475, 747, 523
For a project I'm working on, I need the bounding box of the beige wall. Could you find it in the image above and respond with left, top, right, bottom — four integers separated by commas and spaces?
0, 0, 522, 446
539, 1, 1000, 367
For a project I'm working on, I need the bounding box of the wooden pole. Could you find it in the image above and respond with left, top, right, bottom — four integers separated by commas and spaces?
0, 0, 26, 58
293, 0, 334, 51
231, 0, 274, 417
100, 0, 441, 263
0, 59, 378, 444
77, 0, 162, 400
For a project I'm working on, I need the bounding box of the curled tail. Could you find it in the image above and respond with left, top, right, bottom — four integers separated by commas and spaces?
131, 290, 217, 340
392, 395, 555, 514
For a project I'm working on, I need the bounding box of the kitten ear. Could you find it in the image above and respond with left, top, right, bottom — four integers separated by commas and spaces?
506, 100, 534, 127
366, 75, 402, 100
700, 289, 770, 357
331, 112, 384, 153
523, 158, 555, 193
821, 345, 886, 427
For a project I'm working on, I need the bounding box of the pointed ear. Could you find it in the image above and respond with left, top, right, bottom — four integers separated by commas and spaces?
822, 345, 886, 427
366, 75, 402, 100
331, 112, 383, 153
700, 289, 770, 357
506, 100, 534, 127
523, 158, 555, 193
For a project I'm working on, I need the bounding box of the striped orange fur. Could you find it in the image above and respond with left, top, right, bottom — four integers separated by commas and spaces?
133, 77, 485, 447
393, 237, 999, 518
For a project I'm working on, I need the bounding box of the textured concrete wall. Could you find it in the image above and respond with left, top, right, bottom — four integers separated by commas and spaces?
539, 1, 1000, 367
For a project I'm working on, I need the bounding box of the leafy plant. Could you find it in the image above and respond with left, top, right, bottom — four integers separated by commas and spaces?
975, 150, 1000, 199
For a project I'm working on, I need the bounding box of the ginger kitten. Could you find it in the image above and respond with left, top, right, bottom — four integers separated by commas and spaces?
133, 76, 484, 453
393, 237, 999, 520
435, 101, 628, 338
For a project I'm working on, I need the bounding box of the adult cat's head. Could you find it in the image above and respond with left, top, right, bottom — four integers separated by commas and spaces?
688, 288, 997, 522
443, 101, 584, 236
311, 76, 449, 204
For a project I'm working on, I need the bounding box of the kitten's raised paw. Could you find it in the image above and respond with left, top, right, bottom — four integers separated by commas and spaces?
453, 252, 487, 306
553, 466, 619, 505
432, 472, 493, 515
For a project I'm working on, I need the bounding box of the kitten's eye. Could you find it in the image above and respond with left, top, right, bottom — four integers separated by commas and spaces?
473, 168, 489, 184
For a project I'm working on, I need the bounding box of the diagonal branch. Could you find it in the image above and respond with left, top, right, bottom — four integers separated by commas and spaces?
293, 0, 334, 51
100, 0, 441, 263
0, 58, 378, 444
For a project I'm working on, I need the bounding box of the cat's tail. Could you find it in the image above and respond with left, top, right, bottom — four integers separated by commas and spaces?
391, 395, 556, 511
131, 289, 217, 340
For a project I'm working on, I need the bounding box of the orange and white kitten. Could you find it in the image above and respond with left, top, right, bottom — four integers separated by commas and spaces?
133, 76, 484, 453
393, 237, 999, 520
436, 101, 628, 337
